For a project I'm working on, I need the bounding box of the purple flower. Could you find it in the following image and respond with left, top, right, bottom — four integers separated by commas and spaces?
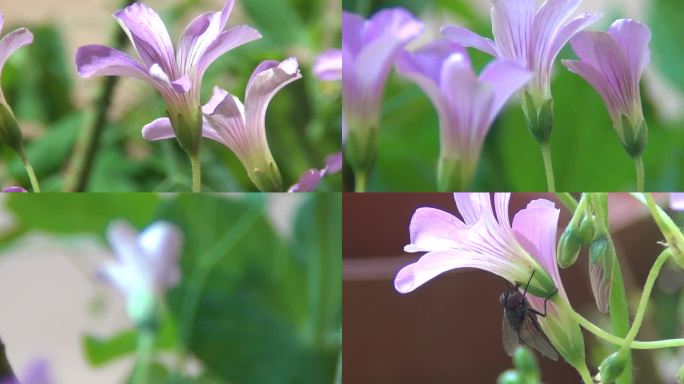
100, 220, 182, 325
562, 19, 651, 158
2, 186, 26, 192
395, 193, 587, 367
671, 193, 684, 211
288, 152, 342, 192
0, 13, 32, 152
396, 41, 532, 191
75, 0, 261, 156
442, 0, 600, 108
343, 8, 423, 177
314, 49, 342, 81
1, 359, 52, 384
142, 58, 301, 192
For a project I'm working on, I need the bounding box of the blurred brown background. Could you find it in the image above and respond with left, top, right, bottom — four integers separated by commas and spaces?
343, 193, 681, 383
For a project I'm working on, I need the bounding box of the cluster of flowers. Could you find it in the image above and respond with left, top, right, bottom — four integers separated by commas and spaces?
0, 0, 342, 192
343, 0, 651, 191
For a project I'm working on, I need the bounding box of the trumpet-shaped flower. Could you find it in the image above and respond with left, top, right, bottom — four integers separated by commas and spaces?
142, 58, 301, 192
395, 193, 587, 367
343, 8, 423, 177
100, 220, 182, 326
395, 41, 532, 191
562, 19, 651, 158
442, 0, 601, 141
75, 0, 261, 156
314, 49, 342, 81
0, 13, 32, 153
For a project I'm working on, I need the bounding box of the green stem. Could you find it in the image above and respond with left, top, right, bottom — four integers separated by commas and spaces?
132, 328, 155, 384
176, 205, 262, 369
17, 148, 40, 192
634, 156, 645, 192
571, 311, 684, 349
577, 363, 593, 384
334, 348, 342, 384
354, 170, 367, 192
189, 153, 201, 193
540, 143, 556, 192
555, 193, 578, 212
618, 250, 671, 355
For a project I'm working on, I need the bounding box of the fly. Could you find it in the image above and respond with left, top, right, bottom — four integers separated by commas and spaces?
499, 271, 559, 361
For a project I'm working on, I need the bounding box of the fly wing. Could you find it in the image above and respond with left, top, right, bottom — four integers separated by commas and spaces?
501, 312, 520, 357
518, 315, 559, 361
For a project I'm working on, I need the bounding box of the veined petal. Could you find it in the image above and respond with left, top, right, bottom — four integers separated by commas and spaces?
142, 115, 229, 146
313, 49, 342, 81
76, 44, 151, 81
441, 25, 498, 56
608, 19, 651, 79
0, 27, 33, 75
341, 11, 366, 58
405, 207, 465, 253
203, 87, 251, 156
479, 59, 532, 125
196, 25, 262, 77
670, 193, 684, 211
114, 3, 176, 77
532, 0, 582, 61
511, 199, 566, 298
394, 250, 518, 294
288, 169, 323, 192
491, 0, 536, 62
453, 193, 495, 225
547, 12, 602, 68
177, 0, 237, 74
562, 59, 619, 116
138, 222, 182, 289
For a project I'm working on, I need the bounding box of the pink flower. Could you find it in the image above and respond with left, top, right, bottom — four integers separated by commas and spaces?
313, 49, 342, 81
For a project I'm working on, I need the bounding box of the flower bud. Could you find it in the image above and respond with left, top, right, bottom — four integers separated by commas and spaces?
557, 225, 583, 268
579, 214, 596, 244
522, 93, 553, 144
589, 235, 614, 313
497, 370, 524, 384
0, 103, 24, 154
598, 352, 626, 383
513, 347, 540, 380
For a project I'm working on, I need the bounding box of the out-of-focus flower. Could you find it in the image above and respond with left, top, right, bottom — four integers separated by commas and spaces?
671, 193, 684, 211
143, 58, 301, 192
396, 40, 531, 191
0, 359, 52, 384
76, 0, 261, 157
442, 0, 601, 142
343, 8, 423, 177
0, 13, 32, 154
2, 187, 26, 192
100, 220, 182, 326
314, 49, 342, 81
563, 19, 651, 158
288, 152, 342, 192
395, 193, 587, 368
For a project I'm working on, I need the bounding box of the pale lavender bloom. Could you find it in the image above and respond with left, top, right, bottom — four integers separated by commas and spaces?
562, 19, 651, 158
1, 359, 52, 384
395, 40, 532, 191
75, 0, 261, 155
395, 193, 586, 364
314, 49, 342, 81
442, 0, 601, 106
101, 220, 182, 324
142, 58, 301, 192
671, 193, 684, 211
288, 152, 342, 192
343, 8, 423, 173
2, 187, 26, 192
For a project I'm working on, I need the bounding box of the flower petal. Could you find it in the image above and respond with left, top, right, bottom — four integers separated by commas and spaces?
203, 87, 250, 154
479, 59, 532, 124
0, 28, 33, 75
491, 0, 536, 62
547, 12, 602, 68
325, 152, 343, 174
441, 25, 499, 56
532, 0, 582, 60
196, 25, 262, 76
313, 49, 342, 81
288, 169, 323, 192
608, 19, 651, 78
142, 117, 176, 141
138, 221, 182, 289
453, 193, 494, 225
671, 193, 684, 211
76, 44, 150, 81
342, 11, 366, 58
405, 207, 465, 253
114, 3, 176, 76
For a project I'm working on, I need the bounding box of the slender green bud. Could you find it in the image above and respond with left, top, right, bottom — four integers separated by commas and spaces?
522, 93, 553, 144
598, 352, 626, 383
589, 235, 614, 313
0, 102, 24, 153
579, 214, 596, 244
497, 370, 524, 384
513, 347, 540, 381
557, 225, 583, 268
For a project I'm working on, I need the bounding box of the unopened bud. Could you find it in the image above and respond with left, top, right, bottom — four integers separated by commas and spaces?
497, 370, 523, 384
557, 226, 582, 268
589, 235, 614, 313
599, 352, 626, 383
513, 347, 539, 380
579, 214, 596, 244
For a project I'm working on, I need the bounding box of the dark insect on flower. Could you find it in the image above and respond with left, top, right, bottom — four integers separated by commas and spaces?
500, 271, 559, 361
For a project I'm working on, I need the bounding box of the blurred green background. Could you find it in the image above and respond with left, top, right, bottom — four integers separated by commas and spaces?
0, 0, 341, 192
0, 193, 341, 383
342, 0, 684, 191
